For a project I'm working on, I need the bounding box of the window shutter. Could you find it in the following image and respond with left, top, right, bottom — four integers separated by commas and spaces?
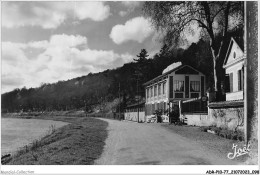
185, 76, 189, 98
152, 103, 155, 114
225, 75, 230, 92
242, 67, 244, 90
169, 76, 173, 98
238, 70, 242, 91
201, 76, 205, 96
229, 73, 233, 92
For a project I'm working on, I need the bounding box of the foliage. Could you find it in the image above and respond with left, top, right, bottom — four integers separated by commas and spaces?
1, 28, 242, 113
2, 48, 177, 112
143, 1, 243, 94
134, 49, 149, 63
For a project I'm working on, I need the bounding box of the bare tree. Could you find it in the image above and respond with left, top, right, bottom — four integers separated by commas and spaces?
143, 1, 243, 93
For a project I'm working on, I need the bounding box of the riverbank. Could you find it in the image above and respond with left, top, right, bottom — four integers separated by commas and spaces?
3, 115, 108, 165
1, 110, 86, 119
2, 118, 68, 155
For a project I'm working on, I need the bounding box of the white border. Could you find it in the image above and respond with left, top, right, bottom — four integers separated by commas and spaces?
1, 165, 259, 174
1, 0, 259, 175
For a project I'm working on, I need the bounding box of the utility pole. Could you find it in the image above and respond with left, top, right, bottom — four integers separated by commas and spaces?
137, 76, 139, 123
134, 68, 142, 123
243, 1, 248, 144
119, 82, 121, 120
84, 100, 87, 117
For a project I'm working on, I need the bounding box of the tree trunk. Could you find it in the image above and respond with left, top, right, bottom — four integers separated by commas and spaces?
213, 58, 218, 92
210, 45, 219, 92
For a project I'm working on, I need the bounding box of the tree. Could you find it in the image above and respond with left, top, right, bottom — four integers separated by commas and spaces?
134, 49, 149, 63
132, 49, 151, 100
143, 1, 243, 93
133, 49, 151, 81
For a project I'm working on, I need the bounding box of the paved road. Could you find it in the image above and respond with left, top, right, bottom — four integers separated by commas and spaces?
95, 119, 238, 165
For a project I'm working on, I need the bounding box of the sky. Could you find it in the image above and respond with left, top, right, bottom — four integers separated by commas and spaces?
1, 1, 199, 93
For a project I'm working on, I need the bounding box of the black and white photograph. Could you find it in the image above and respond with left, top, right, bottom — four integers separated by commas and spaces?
1, 1, 259, 174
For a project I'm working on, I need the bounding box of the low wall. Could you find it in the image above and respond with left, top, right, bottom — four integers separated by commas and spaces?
205, 100, 244, 132
146, 115, 169, 123
208, 107, 244, 132
124, 112, 145, 122
182, 100, 244, 132
181, 113, 210, 126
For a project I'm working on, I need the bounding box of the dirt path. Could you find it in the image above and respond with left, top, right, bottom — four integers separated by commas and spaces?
95, 119, 240, 165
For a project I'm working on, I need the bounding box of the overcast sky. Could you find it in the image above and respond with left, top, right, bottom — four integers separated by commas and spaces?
1, 1, 199, 93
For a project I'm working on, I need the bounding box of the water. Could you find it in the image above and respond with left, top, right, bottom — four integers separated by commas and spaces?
1, 118, 68, 155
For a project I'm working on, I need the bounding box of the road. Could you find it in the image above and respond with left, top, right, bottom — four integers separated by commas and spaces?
95, 118, 239, 165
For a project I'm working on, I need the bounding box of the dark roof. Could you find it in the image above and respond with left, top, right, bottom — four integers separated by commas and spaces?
223, 37, 244, 66
143, 65, 203, 86
208, 100, 244, 109
125, 102, 145, 108
233, 36, 244, 51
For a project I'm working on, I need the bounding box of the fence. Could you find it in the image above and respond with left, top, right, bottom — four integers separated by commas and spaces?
181, 98, 208, 114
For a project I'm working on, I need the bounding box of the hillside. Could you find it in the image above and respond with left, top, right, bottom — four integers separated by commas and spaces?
2, 40, 214, 113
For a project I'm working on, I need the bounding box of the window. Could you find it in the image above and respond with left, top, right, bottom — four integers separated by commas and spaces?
146, 88, 149, 99
238, 69, 243, 91
163, 82, 166, 94
154, 85, 157, 96
174, 81, 184, 92
150, 87, 153, 97
225, 74, 230, 92
229, 73, 233, 92
191, 93, 199, 98
190, 81, 200, 92
158, 84, 161, 95
175, 93, 184, 98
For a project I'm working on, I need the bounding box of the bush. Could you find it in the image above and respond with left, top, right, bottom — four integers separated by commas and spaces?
233, 130, 244, 141
231, 133, 238, 140
226, 130, 233, 139
210, 126, 221, 135
200, 126, 245, 141
219, 129, 227, 138
31, 140, 40, 151
237, 135, 244, 141
199, 126, 209, 132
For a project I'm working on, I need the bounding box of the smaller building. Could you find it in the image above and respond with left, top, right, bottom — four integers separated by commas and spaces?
223, 37, 244, 101
124, 102, 145, 122
206, 37, 245, 132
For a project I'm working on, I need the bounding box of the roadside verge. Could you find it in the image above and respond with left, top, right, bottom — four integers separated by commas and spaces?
5, 117, 108, 165
161, 124, 249, 164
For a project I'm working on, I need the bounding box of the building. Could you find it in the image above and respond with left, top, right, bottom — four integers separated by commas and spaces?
143, 62, 206, 122
124, 102, 145, 122
223, 37, 244, 101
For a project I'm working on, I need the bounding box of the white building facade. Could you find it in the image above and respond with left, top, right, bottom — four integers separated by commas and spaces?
144, 63, 206, 122
223, 37, 244, 101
